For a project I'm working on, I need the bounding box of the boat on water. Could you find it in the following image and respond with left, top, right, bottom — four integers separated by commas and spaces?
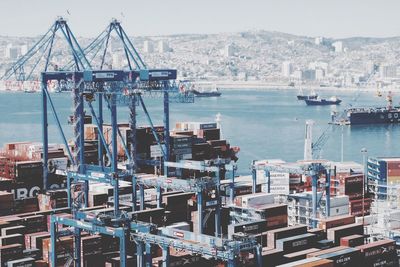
305, 96, 342, 106
192, 88, 221, 97
24, 89, 36, 93
190, 84, 221, 97
332, 92, 400, 125
297, 88, 318, 100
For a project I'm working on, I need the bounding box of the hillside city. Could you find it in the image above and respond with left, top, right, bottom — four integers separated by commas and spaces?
1, 30, 400, 89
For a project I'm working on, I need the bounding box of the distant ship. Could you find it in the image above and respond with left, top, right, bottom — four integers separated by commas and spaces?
24, 88, 36, 93
190, 84, 221, 97
297, 88, 318, 100
332, 92, 400, 125
305, 96, 342, 106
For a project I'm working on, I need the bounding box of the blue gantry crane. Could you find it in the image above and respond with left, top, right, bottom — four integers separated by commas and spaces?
251, 162, 331, 228
71, 19, 195, 203
32, 17, 261, 267
42, 69, 260, 267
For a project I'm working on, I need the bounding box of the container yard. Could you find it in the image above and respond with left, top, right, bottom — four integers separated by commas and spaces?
0, 14, 400, 267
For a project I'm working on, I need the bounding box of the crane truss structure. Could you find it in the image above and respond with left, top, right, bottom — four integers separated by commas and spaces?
1, 17, 91, 91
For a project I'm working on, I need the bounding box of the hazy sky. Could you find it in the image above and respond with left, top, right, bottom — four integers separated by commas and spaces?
1, 0, 400, 38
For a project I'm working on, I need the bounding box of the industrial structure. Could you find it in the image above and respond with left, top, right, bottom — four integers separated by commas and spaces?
0, 17, 399, 267
33, 18, 261, 266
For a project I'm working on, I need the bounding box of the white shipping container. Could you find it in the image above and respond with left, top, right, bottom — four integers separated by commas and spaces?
270, 177, 289, 184
326, 204, 349, 217
386, 221, 400, 230
236, 192, 275, 207
165, 222, 191, 231
269, 185, 290, 195
388, 210, 400, 221
90, 184, 111, 194
259, 171, 289, 193
320, 195, 349, 208
355, 215, 377, 225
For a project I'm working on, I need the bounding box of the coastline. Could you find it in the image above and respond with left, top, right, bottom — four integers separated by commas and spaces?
0, 81, 398, 93
193, 81, 400, 92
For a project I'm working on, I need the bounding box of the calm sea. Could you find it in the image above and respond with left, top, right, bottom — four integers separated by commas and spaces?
0, 89, 398, 174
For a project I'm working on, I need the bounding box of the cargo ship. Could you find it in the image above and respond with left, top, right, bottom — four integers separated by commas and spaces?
332, 92, 399, 125
188, 83, 221, 97
23, 89, 36, 93
305, 96, 341, 106
192, 88, 221, 97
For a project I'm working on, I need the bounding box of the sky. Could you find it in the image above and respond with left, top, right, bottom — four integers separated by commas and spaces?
1, 0, 400, 38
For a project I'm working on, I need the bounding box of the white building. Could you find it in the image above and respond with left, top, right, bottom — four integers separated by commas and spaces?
223, 44, 234, 57
315, 69, 325, 80
237, 72, 248, 81
143, 40, 153, 53
344, 75, 353, 86
282, 61, 293, 77
158, 40, 170, 53
365, 61, 376, 74
20, 44, 28, 56
315, 37, 325, 45
293, 70, 303, 80
5, 44, 20, 59
303, 69, 316, 81
332, 41, 343, 53
112, 53, 121, 68
309, 61, 329, 73
380, 64, 397, 79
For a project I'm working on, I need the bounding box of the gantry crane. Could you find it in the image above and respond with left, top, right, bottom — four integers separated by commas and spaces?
42, 69, 258, 267
251, 161, 331, 228
32, 17, 259, 267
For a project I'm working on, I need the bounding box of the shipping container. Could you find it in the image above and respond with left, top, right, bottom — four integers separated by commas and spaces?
235, 193, 275, 208
307, 246, 349, 258
307, 228, 326, 241
318, 215, 355, 231
267, 225, 308, 248
284, 248, 321, 262
277, 257, 334, 267
0, 244, 23, 267
5, 257, 35, 267
315, 239, 335, 250
355, 239, 396, 259
326, 223, 363, 245
340, 234, 364, 247
316, 247, 361, 266
228, 220, 267, 238
276, 233, 317, 253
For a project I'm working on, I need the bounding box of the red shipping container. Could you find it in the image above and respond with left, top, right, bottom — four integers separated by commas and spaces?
349, 198, 371, 216
387, 161, 400, 177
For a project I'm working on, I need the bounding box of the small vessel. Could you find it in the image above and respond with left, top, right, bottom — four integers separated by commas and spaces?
297, 88, 318, 100
191, 84, 221, 97
305, 96, 342, 106
24, 88, 36, 93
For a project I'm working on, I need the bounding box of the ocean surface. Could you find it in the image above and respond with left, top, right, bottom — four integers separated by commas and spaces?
0, 89, 398, 174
